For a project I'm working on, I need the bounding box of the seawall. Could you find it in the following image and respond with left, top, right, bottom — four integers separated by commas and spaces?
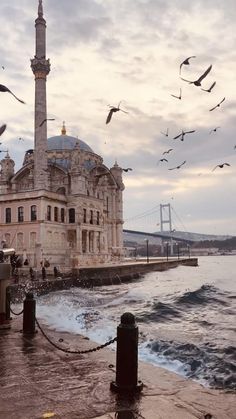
8, 258, 198, 302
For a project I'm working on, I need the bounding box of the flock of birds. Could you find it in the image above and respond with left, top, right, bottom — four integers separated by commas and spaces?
1, 56, 235, 175
104, 57, 235, 173
157, 56, 234, 172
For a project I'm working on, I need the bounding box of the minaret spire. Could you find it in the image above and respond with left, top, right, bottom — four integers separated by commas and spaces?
31, 0, 50, 189
38, 0, 43, 17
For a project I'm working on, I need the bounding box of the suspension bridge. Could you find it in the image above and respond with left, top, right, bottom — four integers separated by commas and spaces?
123, 203, 194, 244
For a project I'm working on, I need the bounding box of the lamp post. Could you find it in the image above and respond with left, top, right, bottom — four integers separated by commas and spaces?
176, 242, 180, 260
187, 244, 191, 259
166, 242, 169, 261
145, 239, 149, 263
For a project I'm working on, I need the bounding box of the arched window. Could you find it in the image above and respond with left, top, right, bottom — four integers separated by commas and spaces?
61, 208, 65, 223
30, 232, 36, 247
31, 205, 37, 221
90, 210, 93, 224
47, 205, 51, 221
54, 207, 58, 222
18, 207, 24, 222
5, 208, 11, 223
96, 211, 100, 225
83, 208, 86, 223
16, 232, 24, 249
68, 208, 75, 223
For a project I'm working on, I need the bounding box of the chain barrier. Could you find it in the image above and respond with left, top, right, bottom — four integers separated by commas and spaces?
9, 306, 24, 316
35, 317, 117, 354
7, 294, 24, 316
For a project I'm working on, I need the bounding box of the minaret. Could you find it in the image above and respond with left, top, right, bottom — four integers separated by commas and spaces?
31, 0, 50, 189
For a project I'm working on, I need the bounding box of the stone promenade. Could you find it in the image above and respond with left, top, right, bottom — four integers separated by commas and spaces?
0, 317, 235, 419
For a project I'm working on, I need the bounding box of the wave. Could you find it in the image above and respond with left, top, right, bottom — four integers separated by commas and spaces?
175, 284, 229, 307
145, 339, 236, 390
136, 301, 181, 323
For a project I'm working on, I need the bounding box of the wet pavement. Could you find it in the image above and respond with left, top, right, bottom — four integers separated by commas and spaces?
0, 317, 235, 419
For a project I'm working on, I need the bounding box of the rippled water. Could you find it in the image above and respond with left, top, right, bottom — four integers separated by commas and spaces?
35, 256, 236, 390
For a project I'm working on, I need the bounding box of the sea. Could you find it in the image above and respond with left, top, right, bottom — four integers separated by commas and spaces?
34, 256, 236, 391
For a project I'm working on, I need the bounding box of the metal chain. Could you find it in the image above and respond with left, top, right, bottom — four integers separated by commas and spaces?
7, 294, 24, 316
9, 306, 24, 316
35, 317, 117, 354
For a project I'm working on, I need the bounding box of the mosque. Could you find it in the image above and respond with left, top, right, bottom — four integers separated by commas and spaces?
0, 1, 125, 269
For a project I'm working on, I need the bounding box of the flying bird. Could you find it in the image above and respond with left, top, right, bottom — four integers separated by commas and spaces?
171, 88, 182, 100
212, 163, 230, 171
163, 149, 173, 155
173, 130, 195, 141
179, 56, 196, 74
0, 149, 8, 153
160, 128, 169, 137
159, 158, 168, 162
18, 137, 24, 141
122, 168, 133, 172
0, 124, 7, 136
234, 145, 236, 149
201, 81, 216, 93
168, 161, 186, 170
0, 84, 25, 104
39, 118, 55, 127
210, 127, 220, 134
106, 102, 128, 124
209, 97, 225, 112
181, 64, 212, 86
1, 66, 5, 70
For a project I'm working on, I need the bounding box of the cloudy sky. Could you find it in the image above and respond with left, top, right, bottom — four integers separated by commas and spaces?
0, 0, 236, 235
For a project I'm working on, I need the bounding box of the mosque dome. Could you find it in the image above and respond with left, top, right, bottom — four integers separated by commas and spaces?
47, 122, 93, 153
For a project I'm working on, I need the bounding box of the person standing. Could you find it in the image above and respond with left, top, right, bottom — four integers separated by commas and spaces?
42, 266, 46, 280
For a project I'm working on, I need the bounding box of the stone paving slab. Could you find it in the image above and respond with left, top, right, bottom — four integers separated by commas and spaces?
0, 317, 235, 419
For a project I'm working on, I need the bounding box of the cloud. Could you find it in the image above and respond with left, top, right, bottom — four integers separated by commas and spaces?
1, 0, 236, 235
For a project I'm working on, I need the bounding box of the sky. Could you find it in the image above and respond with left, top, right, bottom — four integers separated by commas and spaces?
0, 0, 236, 236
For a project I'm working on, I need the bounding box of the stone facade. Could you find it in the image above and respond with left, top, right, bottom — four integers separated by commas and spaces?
0, 1, 125, 269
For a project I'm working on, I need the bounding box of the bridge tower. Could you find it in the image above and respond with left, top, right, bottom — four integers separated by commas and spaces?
160, 203, 172, 232
160, 204, 173, 255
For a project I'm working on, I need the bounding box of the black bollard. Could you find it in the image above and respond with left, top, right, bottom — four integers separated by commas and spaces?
23, 292, 36, 335
110, 312, 143, 393
5, 287, 11, 321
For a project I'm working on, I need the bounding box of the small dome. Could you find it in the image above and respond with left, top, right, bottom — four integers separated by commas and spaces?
47, 135, 93, 153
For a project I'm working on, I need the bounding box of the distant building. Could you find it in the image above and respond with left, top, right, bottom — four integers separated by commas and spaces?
0, 1, 124, 268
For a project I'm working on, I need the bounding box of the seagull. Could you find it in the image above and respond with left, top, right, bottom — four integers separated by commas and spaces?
179, 56, 196, 74
173, 130, 195, 141
39, 118, 55, 127
1, 66, 5, 70
212, 163, 230, 171
159, 158, 168, 162
0, 84, 25, 104
234, 145, 236, 149
160, 128, 169, 137
181, 64, 212, 87
209, 127, 220, 134
209, 97, 225, 112
171, 88, 182, 100
0, 149, 8, 153
163, 149, 173, 155
106, 101, 128, 124
122, 168, 133, 172
201, 81, 216, 93
0, 124, 7, 136
18, 137, 24, 141
168, 161, 186, 170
